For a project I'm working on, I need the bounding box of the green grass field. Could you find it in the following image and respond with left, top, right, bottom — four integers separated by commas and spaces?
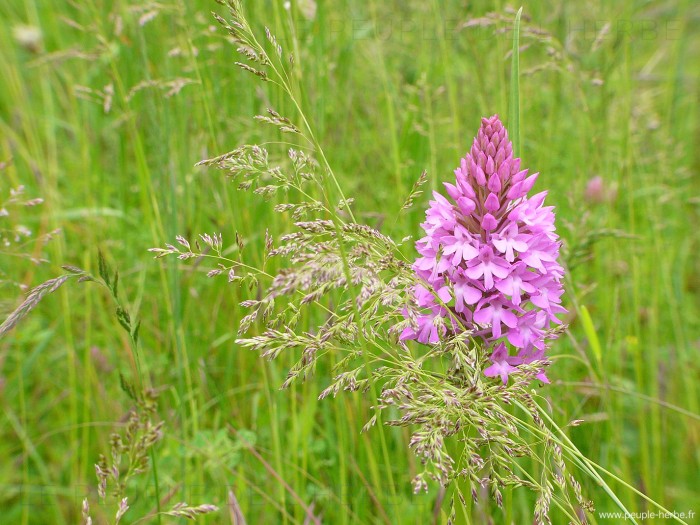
1, 0, 699, 523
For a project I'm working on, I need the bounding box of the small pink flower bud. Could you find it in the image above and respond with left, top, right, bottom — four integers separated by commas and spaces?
484, 193, 500, 212
481, 213, 498, 231
485, 156, 495, 176
487, 173, 502, 193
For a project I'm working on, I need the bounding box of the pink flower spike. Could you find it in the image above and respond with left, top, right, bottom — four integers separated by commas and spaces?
401, 114, 566, 383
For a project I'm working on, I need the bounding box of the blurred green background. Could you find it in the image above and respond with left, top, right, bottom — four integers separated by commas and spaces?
1, 0, 698, 523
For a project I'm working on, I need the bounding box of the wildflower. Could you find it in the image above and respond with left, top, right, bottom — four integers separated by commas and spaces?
584, 176, 605, 203
584, 175, 617, 204
402, 115, 566, 383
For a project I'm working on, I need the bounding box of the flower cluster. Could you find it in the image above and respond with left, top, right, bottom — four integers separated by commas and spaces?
401, 115, 566, 383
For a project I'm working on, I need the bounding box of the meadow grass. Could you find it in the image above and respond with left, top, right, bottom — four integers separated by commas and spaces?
1, 0, 698, 523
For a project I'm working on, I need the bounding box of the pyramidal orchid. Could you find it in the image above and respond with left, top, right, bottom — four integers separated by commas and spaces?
401, 115, 566, 383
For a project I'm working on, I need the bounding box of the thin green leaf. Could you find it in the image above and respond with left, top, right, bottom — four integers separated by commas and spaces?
579, 305, 603, 369
509, 7, 523, 156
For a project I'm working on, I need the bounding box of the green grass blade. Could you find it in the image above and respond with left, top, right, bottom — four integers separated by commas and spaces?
509, 7, 523, 155
579, 305, 603, 369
